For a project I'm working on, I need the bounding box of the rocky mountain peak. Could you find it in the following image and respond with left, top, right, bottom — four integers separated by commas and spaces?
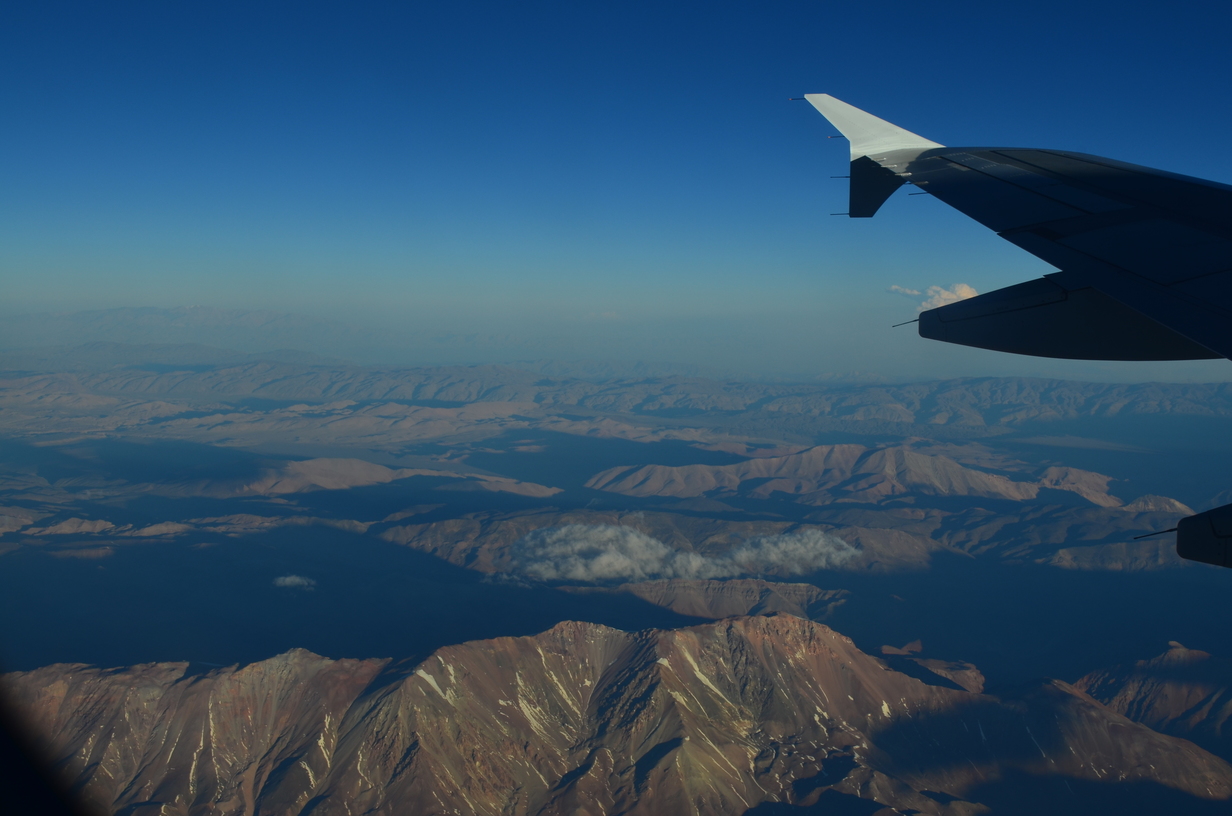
5, 618, 1230, 815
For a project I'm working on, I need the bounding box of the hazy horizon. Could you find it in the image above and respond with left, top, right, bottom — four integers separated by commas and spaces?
3, 302, 1231, 385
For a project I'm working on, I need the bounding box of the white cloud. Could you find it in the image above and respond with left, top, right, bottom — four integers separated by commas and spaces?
889, 283, 978, 312
727, 529, 859, 573
508, 525, 857, 583
918, 283, 978, 311
273, 574, 316, 589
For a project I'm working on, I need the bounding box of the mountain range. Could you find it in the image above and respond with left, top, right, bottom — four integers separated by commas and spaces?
3, 344, 1232, 814
6, 616, 1230, 816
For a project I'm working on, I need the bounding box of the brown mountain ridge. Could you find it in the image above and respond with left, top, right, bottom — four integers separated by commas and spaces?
4, 616, 1229, 816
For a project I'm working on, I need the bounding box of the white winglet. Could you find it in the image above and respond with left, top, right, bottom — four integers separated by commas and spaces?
805, 94, 943, 160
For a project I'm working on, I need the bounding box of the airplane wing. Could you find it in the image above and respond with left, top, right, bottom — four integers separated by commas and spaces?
807, 94, 1232, 568
806, 94, 1232, 362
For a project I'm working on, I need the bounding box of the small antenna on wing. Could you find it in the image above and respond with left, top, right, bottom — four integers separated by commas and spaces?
1132, 527, 1178, 540
892, 318, 920, 328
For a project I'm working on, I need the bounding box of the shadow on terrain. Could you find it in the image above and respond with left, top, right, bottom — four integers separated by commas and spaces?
863, 683, 1232, 814
789, 753, 857, 799
819, 551, 1230, 690
742, 789, 883, 815
965, 769, 1232, 816
0, 436, 270, 487
0, 524, 707, 671
877, 654, 967, 691
868, 684, 1073, 772
39, 438, 270, 485
1001, 414, 1232, 509
743, 774, 1232, 816
292, 474, 562, 520
450, 429, 747, 491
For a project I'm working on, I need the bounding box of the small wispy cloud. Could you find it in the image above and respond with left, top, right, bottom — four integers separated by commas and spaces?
890, 283, 978, 312
919, 283, 978, 310
273, 574, 316, 589
508, 525, 857, 583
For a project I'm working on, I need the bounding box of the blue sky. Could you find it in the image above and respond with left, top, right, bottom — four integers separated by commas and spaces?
4, 1, 1232, 381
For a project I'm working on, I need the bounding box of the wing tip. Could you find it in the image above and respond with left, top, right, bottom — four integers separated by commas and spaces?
803, 93, 943, 158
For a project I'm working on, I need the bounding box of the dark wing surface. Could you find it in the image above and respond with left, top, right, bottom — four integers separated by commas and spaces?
806, 94, 1232, 568
806, 94, 1232, 361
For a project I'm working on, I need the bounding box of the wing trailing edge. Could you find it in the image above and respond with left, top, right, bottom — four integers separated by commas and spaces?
918, 276, 1220, 361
